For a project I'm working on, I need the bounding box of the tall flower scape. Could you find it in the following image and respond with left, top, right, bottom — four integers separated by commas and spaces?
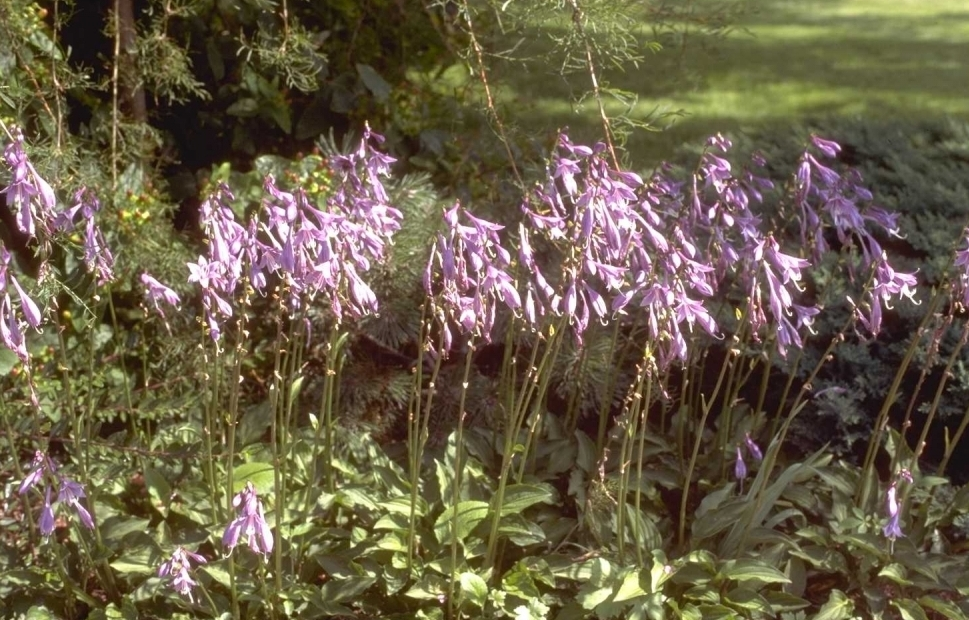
2, 124, 925, 606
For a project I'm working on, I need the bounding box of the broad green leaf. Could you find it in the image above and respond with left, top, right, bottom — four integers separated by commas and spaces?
374, 513, 410, 531
494, 483, 554, 516
763, 591, 810, 612
202, 564, 231, 589
380, 495, 427, 517
433, 501, 490, 545
498, 514, 546, 546
459, 573, 488, 609
694, 604, 737, 620
722, 446, 828, 555
878, 563, 912, 585
893, 599, 929, 620
612, 568, 647, 603
692, 498, 747, 541
812, 589, 853, 620
24, 607, 58, 620
918, 595, 968, 620
108, 546, 156, 576
683, 586, 719, 604
724, 587, 772, 614
576, 582, 613, 610
320, 576, 377, 603
831, 532, 883, 557
232, 462, 275, 495
720, 559, 790, 584
355, 63, 391, 102
405, 574, 448, 600
143, 468, 171, 515
101, 517, 150, 545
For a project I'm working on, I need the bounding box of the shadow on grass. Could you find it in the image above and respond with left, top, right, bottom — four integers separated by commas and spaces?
485, 2, 969, 166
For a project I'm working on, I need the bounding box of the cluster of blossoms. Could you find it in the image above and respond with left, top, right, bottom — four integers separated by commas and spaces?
222, 481, 273, 558
185, 126, 401, 340
56, 188, 115, 285
424, 203, 521, 351
1, 127, 57, 244
515, 132, 918, 369
733, 432, 763, 492
0, 130, 118, 371
883, 468, 914, 552
793, 136, 917, 336
157, 547, 207, 603
18, 451, 95, 537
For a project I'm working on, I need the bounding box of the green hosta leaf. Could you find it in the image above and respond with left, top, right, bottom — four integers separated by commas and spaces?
320, 576, 378, 603
878, 563, 912, 585
498, 514, 547, 546
790, 545, 848, 572
459, 573, 488, 609
724, 587, 772, 614
143, 468, 171, 515
763, 591, 810, 612
695, 604, 737, 619
202, 563, 232, 589
380, 495, 427, 518
494, 483, 554, 516
232, 462, 275, 495
683, 585, 719, 604
405, 574, 448, 601
576, 583, 613, 610
101, 517, 150, 545
812, 589, 853, 620
720, 559, 790, 585
503, 561, 542, 600
893, 599, 930, 620
513, 599, 550, 620
108, 545, 156, 575
692, 498, 748, 541
918, 595, 968, 620
434, 501, 490, 545
831, 532, 883, 558
355, 63, 391, 102
613, 568, 648, 602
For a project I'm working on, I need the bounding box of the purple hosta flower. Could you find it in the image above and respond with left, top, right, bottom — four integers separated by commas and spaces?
425, 203, 520, 349
222, 481, 273, 558
158, 547, 207, 602
1, 127, 57, 240
744, 433, 763, 461
0, 245, 43, 363
58, 478, 95, 529
141, 273, 181, 320
59, 189, 114, 285
18, 451, 95, 535
39, 486, 56, 537
852, 252, 919, 337
186, 184, 249, 341
734, 446, 747, 490
882, 483, 903, 545
18, 450, 57, 494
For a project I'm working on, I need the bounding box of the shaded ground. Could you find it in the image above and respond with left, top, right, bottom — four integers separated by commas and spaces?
472, 0, 969, 165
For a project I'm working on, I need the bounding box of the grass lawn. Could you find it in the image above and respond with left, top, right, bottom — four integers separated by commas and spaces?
477, 0, 969, 166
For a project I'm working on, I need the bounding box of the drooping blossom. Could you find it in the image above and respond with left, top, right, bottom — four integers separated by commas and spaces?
424, 203, 520, 351
1, 127, 57, 241
141, 273, 181, 320
882, 469, 913, 552
158, 546, 207, 602
0, 243, 43, 364
794, 136, 917, 337
744, 433, 763, 461
734, 446, 747, 482
55, 188, 115, 286
222, 481, 273, 558
18, 450, 96, 535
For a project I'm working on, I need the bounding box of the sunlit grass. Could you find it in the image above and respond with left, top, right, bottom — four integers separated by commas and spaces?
471, 0, 969, 165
